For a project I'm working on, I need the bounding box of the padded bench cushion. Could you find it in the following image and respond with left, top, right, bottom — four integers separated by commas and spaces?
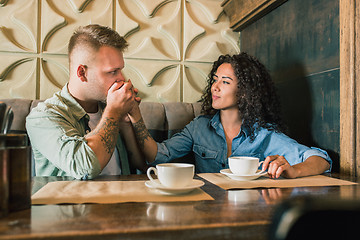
1, 99, 202, 174
1, 99, 202, 139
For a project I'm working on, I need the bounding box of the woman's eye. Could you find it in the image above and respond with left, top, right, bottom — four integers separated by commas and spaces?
223, 81, 230, 84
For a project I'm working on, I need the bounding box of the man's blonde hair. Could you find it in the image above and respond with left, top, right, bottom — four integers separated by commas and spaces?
68, 24, 128, 58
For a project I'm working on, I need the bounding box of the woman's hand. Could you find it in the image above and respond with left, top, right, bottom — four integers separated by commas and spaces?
262, 155, 299, 179
262, 155, 330, 179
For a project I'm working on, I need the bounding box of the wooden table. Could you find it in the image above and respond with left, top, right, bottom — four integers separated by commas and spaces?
0, 174, 359, 240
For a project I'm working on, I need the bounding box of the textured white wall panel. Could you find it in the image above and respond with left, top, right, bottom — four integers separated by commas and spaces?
183, 62, 210, 103
41, 0, 113, 54
0, 0, 239, 102
124, 59, 181, 102
0, 0, 38, 53
0, 54, 37, 98
39, 55, 69, 99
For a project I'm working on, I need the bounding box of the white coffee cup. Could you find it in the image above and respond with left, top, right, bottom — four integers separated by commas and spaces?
228, 156, 264, 175
147, 163, 194, 188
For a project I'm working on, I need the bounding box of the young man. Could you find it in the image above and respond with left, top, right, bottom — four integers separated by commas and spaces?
26, 24, 146, 179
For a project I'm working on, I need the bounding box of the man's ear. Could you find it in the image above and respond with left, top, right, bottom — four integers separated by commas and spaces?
77, 65, 87, 82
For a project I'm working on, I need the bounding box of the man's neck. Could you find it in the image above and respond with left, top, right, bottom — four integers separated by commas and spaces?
76, 98, 98, 113
67, 82, 98, 113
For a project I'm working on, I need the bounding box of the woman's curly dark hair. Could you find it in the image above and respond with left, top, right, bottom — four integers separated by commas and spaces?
200, 52, 285, 140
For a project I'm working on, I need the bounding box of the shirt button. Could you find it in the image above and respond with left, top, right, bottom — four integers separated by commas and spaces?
201, 153, 205, 157
222, 163, 225, 168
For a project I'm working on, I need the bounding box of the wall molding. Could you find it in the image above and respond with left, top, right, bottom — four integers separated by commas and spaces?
221, 0, 287, 31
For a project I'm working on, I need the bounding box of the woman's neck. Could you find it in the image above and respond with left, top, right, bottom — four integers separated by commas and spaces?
220, 108, 242, 128
220, 109, 242, 158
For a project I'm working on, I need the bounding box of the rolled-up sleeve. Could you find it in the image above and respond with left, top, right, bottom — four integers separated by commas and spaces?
302, 147, 332, 172
264, 131, 332, 173
26, 113, 101, 179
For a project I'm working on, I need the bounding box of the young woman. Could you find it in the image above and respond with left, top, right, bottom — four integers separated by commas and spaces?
128, 53, 331, 179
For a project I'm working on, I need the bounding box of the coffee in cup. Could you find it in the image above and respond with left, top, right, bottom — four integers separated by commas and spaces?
147, 163, 194, 188
228, 156, 263, 175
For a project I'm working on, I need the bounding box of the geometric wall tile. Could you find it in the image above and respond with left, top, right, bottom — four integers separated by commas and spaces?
183, 62, 212, 103
124, 59, 181, 102
117, 0, 181, 61
184, 0, 239, 62
153, 64, 181, 102
41, 0, 113, 54
0, 54, 37, 99
115, 1, 140, 39
0, 0, 38, 52
39, 56, 69, 100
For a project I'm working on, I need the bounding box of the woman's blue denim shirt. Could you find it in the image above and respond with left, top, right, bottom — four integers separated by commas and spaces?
153, 112, 332, 173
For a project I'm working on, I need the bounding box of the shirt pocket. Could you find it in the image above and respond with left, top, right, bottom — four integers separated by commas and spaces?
193, 144, 218, 159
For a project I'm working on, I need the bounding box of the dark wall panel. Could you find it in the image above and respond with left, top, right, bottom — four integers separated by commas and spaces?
240, 0, 340, 171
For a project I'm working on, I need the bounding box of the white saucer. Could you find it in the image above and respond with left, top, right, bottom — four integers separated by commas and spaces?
220, 169, 267, 181
145, 179, 205, 195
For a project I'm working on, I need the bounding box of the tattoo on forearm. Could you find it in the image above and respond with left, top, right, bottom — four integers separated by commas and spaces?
87, 117, 119, 154
132, 118, 152, 149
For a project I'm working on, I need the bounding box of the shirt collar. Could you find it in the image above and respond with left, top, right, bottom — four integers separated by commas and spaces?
241, 124, 251, 137
209, 111, 221, 129
59, 83, 88, 121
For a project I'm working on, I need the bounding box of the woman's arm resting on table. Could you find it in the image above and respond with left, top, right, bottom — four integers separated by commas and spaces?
262, 155, 331, 179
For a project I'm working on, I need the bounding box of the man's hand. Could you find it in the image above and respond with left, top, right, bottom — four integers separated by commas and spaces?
133, 87, 141, 103
106, 79, 136, 119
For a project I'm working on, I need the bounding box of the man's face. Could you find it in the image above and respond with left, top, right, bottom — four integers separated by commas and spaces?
85, 46, 126, 102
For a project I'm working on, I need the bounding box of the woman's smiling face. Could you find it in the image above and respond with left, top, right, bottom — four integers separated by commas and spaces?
211, 63, 238, 111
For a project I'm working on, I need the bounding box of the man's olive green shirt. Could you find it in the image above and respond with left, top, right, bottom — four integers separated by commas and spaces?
26, 84, 130, 179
